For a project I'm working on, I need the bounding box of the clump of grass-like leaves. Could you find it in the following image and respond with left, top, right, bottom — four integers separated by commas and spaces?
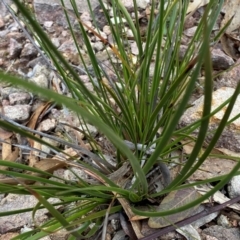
0, 0, 240, 239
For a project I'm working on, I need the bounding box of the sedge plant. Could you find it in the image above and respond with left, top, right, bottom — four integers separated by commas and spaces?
0, 0, 240, 239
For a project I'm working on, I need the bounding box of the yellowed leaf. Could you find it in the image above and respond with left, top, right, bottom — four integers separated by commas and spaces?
33, 158, 67, 172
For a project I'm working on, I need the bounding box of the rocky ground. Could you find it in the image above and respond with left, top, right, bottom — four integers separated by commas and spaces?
1, 0, 240, 239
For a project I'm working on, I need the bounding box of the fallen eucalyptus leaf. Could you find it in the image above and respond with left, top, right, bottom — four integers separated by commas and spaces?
176, 224, 201, 240
195, 184, 240, 211
148, 188, 201, 228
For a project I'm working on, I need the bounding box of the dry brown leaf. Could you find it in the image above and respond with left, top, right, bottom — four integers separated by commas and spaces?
33, 158, 67, 172
220, 0, 240, 59
0, 158, 67, 185
117, 197, 144, 239
221, 34, 240, 60
28, 135, 42, 167
215, 148, 240, 158
148, 188, 201, 228
187, 157, 236, 181
96, 162, 144, 239
0, 128, 13, 140
2, 139, 12, 160
27, 101, 52, 130
178, 141, 238, 181
27, 101, 52, 147
195, 184, 240, 211
53, 147, 78, 160
181, 140, 195, 155
221, 0, 240, 34
0, 143, 19, 171
187, 0, 210, 14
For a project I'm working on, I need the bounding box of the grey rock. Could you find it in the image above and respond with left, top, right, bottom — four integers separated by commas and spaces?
33, 0, 99, 28
111, 218, 121, 231
37, 118, 56, 132
43, 21, 54, 28
78, 123, 98, 137
0, 194, 5, 202
58, 39, 79, 53
6, 32, 25, 42
211, 48, 234, 70
39, 136, 59, 158
0, 29, 9, 38
202, 225, 240, 240
3, 104, 31, 122
184, 26, 197, 37
8, 92, 32, 105
178, 46, 234, 70
217, 214, 231, 228
103, 25, 111, 35
179, 87, 240, 152
20, 43, 38, 59
119, 0, 150, 10
27, 56, 48, 68
0, 0, 13, 18
9, 3, 18, 14
191, 205, 219, 228
8, 38, 22, 59
51, 37, 60, 48
92, 5, 108, 29
7, 21, 19, 32
0, 87, 27, 99
228, 175, 240, 198
28, 64, 50, 88
0, 194, 60, 234
112, 230, 129, 240
30, 74, 49, 88
0, 17, 5, 29
217, 58, 240, 89
92, 41, 104, 51
178, 45, 188, 61
49, 229, 69, 240
64, 167, 89, 182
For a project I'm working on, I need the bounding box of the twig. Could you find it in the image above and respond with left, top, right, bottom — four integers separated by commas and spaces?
141, 195, 240, 240
101, 198, 115, 240
0, 114, 112, 174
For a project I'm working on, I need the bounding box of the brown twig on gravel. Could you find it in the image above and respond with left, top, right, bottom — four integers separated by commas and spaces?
141, 195, 240, 240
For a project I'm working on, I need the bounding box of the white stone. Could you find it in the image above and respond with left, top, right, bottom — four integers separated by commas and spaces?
37, 119, 56, 132
103, 25, 111, 35
43, 21, 53, 28
3, 105, 31, 122
228, 175, 240, 198
120, 0, 150, 10
110, 17, 127, 25
92, 41, 104, 51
